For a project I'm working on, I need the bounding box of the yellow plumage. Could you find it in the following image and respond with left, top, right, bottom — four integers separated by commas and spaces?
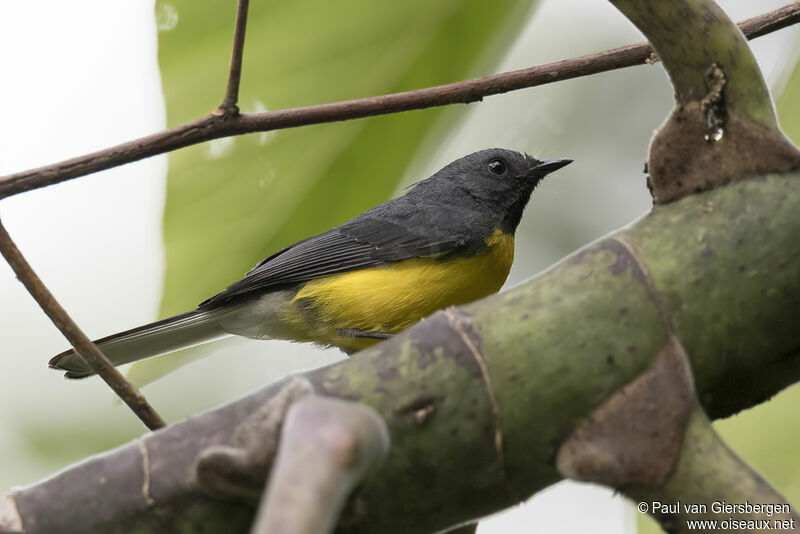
283, 229, 515, 351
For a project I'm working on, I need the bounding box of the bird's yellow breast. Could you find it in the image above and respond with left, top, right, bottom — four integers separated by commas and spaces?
281, 229, 514, 352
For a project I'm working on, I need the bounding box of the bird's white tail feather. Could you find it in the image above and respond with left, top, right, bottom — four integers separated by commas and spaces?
49, 309, 229, 378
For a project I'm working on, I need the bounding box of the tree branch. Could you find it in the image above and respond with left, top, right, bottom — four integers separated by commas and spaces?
0, 3, 797, 200
557, 336, 798, 533
250, 397, 389, 534
0, 218, 166, 431
613, 0, 800, 204
218, 0, 250, 115
739, 2, 800, 38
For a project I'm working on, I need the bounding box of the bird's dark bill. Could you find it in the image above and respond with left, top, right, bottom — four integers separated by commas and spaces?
534, 158, 573, 174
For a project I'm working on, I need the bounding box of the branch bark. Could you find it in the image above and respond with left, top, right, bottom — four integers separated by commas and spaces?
0, 219, 166, 431
0, 3, 797, 199
612, 0, 800, 203
218, 0, 250, 115
557, 336, 798, 533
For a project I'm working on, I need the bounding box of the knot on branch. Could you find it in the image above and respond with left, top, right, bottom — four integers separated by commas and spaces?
701, 63, 726, 143
213, 103, 241, 119
646, 104, 800, 204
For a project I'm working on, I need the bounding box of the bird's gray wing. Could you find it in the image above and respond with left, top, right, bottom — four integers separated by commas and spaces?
199, 211, 475, 308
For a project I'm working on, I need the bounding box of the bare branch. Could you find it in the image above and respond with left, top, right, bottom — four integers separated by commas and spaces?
0, 219, 166, 431
218, 0, 250, 115
739, 2, 800, 38
0, 3, 797, 200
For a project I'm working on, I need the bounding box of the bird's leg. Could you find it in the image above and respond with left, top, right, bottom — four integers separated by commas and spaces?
337, 328, 394, 340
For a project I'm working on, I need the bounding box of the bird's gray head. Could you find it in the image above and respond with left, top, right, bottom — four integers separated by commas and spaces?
410, 148, 572, 233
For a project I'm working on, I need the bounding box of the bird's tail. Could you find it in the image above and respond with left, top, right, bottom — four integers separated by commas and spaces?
49, 309, 229, 379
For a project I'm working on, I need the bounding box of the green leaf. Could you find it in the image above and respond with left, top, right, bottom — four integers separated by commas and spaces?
157, 0, 537, 316
141, 1, 537, 382
778, 57, 800, 144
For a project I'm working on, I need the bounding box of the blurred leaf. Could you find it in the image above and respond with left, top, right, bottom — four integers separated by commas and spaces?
140, 1, 537, 381
778, 55, 800, 144
156, 0, 537, 316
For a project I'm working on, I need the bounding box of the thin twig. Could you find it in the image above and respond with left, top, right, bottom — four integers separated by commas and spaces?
738, 1, 800, 38
0, 2, 797, 200
218, 0, 250, 115
0, 218, 166, 431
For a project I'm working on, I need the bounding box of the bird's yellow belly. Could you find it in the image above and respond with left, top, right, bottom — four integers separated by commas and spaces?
282, 230, 514, 352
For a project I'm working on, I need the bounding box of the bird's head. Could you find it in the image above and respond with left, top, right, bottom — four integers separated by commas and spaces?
415, 148, 572, 233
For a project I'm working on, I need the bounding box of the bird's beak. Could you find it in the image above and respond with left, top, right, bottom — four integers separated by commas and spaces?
530, 158, 573, 177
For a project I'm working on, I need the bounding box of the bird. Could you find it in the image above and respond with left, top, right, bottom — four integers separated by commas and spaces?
50, 148, 572, 378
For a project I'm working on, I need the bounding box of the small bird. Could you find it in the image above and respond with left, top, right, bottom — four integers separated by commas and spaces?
50, 148, 571, 378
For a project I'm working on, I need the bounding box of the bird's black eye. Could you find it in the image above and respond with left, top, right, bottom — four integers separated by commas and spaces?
488, 159, 507, 175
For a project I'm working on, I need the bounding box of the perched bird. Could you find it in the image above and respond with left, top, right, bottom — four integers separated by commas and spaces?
50, 148, 571, 378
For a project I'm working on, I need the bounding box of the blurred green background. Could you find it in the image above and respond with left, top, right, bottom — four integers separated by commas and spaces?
0, 1, 798, 533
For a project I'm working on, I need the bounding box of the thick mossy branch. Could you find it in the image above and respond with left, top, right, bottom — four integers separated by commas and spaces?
555, 332, 798, 533
556, 336, 694, 488
623, 176, 800, 417
609, 0, 800, 203
7, 173, 799, 534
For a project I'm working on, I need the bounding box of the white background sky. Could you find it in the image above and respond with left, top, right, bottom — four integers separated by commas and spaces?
0, 1, 797, 533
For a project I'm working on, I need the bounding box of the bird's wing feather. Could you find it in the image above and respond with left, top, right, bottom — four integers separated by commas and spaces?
199, 212, 474, 307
